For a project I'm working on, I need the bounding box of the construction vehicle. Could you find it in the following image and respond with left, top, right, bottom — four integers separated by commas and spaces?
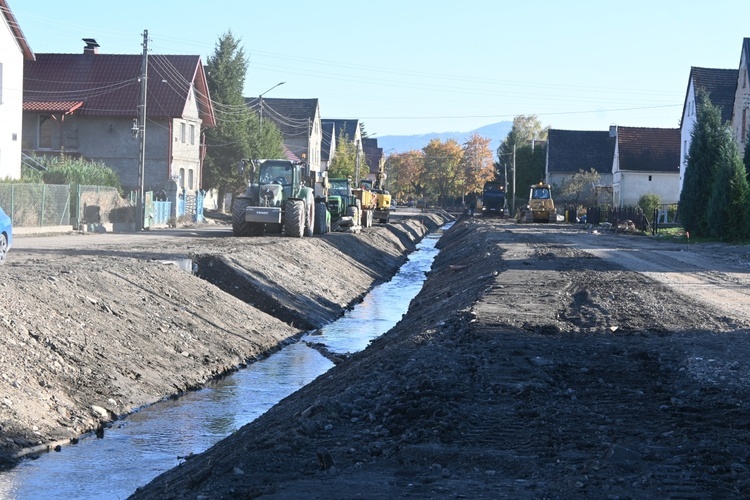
232, 159, 317, 237
361, 179, 392, 223
520, 182, 556, 223
481, 181, 507, 217
327, 177, 363, 232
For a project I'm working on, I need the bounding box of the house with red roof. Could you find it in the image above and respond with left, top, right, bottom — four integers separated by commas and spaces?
0, 0, 34, 179
22, 40, 215, 195
611, 126, 680, 207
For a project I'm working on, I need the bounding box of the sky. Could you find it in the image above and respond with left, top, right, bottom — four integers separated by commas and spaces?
10, 0, 750, 138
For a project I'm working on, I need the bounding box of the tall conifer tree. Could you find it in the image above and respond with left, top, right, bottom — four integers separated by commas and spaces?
678, 90, 724, 237
707, 134, 750, 241
202, 32, 254, 206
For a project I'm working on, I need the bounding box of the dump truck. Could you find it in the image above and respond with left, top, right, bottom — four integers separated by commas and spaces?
481, 181, 507, 217
232, 159, 317, 237
520, 182, 556, 223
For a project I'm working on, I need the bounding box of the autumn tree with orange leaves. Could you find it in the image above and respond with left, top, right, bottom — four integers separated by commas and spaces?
386, 134, 495, 205
460, 133, 496, 197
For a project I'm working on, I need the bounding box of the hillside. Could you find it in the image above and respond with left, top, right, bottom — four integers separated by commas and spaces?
377, 121, 512, 154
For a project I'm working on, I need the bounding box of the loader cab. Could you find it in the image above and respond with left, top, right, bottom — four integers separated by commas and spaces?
530, 184, 551, 200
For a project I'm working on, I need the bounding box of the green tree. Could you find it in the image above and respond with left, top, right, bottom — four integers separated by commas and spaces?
744, 129, 750, 185
679, 90, 724, 237
497, 115, 548, 210
422, 138, 463, 205
202, 31, 256, 205
328, 131, 357, 179
513, 143, 546, 208
559, 168, 601, 204
707, 133, 750, 241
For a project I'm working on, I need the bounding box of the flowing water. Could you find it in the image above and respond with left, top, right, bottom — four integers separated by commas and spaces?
0, 225, 449, 499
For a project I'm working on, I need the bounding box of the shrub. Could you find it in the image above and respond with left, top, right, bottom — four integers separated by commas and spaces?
637, 193, 661, 219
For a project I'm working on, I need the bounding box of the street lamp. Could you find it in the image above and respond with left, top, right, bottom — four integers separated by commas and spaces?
259, 81, 285, 130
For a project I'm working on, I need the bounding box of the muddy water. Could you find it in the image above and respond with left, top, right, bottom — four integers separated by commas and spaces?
0, 225, 448, 499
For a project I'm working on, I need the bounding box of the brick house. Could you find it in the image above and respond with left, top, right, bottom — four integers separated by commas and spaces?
22, 40, 215, 195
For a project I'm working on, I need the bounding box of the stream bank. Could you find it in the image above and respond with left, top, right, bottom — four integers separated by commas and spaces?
0, 214, 448, 469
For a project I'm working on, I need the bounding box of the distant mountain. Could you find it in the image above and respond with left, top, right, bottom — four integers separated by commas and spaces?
376, 121, 513, 155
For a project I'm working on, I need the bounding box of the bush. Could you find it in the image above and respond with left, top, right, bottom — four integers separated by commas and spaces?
15, 154, 122, 192
637, 193, 661, 219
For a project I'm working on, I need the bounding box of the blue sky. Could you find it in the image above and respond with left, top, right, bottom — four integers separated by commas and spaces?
11, 0, 750, 137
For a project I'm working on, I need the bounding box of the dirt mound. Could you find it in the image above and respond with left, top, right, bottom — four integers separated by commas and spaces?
0, 215, 445, 468
132, 217, 750, 499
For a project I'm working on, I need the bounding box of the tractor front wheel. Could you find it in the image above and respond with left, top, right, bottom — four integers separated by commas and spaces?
232, 198, 264, 236
284, 199, 305, 237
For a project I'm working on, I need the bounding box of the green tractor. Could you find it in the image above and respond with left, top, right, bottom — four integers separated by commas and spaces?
232, 159, 319, 237
326, 178, 361, 231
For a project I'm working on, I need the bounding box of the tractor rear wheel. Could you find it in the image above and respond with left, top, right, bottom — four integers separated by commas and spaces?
314, 201, 328, 234
304, 194, 315, 237
232, 198, 264, 236
284, 199, 305, 237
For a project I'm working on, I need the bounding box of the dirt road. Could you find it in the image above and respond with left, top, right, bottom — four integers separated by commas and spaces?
132, 217, 750, 499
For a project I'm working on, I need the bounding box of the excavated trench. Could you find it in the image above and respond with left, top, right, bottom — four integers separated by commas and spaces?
0, 221, 452, 499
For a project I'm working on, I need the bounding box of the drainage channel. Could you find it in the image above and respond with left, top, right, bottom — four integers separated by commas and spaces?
0, 223, 451, 500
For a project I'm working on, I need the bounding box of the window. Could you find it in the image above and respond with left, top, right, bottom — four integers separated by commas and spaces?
179, 168, 185, 189
38, 114, 56, 149
743, 109, 747, 144
189, 124, 195, 145
648, 175, 652, 181
188, 169, 194, 190
180, 122, 186, 143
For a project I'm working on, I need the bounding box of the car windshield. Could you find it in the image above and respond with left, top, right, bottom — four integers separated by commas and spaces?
532, 188, 550, 199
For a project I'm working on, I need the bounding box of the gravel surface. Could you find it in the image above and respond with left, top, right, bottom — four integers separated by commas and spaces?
130, 217, 750, 499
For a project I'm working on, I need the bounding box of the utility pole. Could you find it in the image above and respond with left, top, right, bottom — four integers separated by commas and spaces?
258, 81, 285, 132
136, 29, 148, 231
511, 143, 516, 215
355, 139, 361, 186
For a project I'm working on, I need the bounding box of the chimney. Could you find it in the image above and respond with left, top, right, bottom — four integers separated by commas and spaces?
82, 38, 100, 54
609, 125, 617, 138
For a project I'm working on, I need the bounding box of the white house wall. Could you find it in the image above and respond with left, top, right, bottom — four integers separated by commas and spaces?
618, 172, 680, 207
172, 87, 203, 191
732, 47, 750, 151
0, 13, 24, 179
680, 80, 698, 193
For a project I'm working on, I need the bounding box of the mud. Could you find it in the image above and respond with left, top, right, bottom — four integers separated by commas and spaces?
130, 217, 750, 499
0, 214, 446, 469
